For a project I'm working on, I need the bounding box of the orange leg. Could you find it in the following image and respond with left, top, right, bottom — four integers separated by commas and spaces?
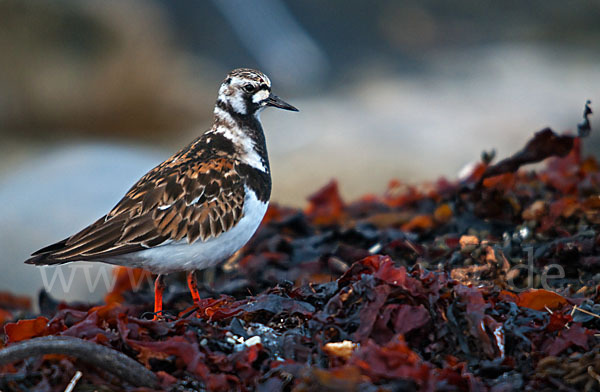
153, 274, 166, 321
187, 271, 201, 305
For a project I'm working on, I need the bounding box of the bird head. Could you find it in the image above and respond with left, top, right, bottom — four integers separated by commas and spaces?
218, 68, 298, 116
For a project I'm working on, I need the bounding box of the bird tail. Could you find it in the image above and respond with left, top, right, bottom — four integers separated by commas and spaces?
24, 239, 69, 266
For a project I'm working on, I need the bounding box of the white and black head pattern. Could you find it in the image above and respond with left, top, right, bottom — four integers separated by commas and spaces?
217, 68, 298, 117
218, 68, 271, 116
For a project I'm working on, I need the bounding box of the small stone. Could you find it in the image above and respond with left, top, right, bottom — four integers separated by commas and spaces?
459, 235, 479, 252
323, 340, 357, 360
244, 336, 262, 347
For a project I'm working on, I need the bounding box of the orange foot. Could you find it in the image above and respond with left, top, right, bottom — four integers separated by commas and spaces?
187, 271, 203, 317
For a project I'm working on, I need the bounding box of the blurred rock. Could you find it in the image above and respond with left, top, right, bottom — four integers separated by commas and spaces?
0, 0, 213, 140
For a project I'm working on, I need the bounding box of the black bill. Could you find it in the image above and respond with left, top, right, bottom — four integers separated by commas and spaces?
265, 94, 299, 111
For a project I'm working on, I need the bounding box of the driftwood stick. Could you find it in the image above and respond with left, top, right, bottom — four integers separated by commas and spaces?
0, 336, 158, 388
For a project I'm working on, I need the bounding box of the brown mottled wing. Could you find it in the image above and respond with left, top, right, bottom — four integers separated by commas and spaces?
111, 156, 245, 245
27, 153, 246, 264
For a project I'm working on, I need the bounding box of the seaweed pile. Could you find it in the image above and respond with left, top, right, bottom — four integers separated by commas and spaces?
1, 103, 598, 391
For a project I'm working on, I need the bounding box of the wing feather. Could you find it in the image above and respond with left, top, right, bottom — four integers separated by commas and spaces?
26, 143, 249, 265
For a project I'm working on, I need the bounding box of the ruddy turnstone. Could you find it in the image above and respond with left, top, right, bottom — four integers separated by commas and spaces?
25, 68, 298, 318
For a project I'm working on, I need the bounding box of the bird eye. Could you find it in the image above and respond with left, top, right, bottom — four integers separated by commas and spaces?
243, 84, 255, 93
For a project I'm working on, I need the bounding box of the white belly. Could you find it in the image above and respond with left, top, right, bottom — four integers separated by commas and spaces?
107, 188, 268, 274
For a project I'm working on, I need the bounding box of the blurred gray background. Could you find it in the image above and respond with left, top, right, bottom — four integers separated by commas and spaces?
1, 0, 599, 302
